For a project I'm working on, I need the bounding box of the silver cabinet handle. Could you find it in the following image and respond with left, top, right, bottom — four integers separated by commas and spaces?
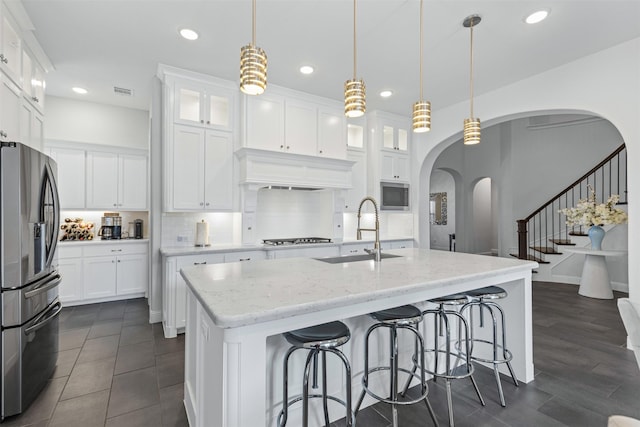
239, 258, 251, 261
193, 261, 207, 265
205, 202, 210, 206
111, 249, 122, 252
199, 202, 204, 206
117, 259, 121, 263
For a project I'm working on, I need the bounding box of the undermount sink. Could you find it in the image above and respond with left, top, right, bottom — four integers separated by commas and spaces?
314, 253, 402, 264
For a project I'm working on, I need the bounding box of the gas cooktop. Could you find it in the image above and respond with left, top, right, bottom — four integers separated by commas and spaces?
262, 237, 332, 246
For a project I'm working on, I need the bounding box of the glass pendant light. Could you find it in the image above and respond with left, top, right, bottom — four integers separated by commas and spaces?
240, 0, 267, 95
412, 0, 431, 133
344, 0, 365, 118
463, 15, 481, 145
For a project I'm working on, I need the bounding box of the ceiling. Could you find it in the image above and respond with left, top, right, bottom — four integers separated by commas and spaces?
18, 0, 640, 117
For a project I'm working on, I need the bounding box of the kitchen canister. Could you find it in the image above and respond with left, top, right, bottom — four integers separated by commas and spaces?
195, 219, 210, 247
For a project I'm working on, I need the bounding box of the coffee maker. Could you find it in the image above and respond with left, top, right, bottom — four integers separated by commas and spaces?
99, 212, 122, 240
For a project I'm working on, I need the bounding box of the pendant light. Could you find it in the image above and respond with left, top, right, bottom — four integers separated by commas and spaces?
463, 15, 481, 145
412, 0, 431, 133
344, 0, 365, 118
240, 0, 267, 95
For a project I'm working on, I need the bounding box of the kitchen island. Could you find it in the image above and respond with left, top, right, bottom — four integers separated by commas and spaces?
181, 248, 538, 427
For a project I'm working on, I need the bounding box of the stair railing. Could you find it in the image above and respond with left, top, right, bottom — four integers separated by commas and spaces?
516, 144, 627, 261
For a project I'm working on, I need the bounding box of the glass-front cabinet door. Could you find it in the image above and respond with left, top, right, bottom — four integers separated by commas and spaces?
174, 81, 233, 132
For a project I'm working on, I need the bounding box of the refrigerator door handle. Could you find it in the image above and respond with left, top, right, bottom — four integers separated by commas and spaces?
42, 162, 60, 270
23, 273, 62, 300
24, 300, 62, 335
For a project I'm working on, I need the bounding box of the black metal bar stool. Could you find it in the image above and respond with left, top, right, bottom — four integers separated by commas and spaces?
278, 321, 355, 427
404, 294, 484, 427
460, 286, 518, 407
355, 305, 439, 427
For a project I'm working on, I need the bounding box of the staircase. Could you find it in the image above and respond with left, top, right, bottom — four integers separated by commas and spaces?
514, 144, 627, 267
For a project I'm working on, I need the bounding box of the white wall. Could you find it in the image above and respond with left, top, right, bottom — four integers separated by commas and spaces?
415, 37, 640, 302
44, 96, 149, 149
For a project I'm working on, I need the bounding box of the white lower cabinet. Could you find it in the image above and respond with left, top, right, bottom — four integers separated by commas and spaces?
57, 241, 149, 306
163, 250, 269, 338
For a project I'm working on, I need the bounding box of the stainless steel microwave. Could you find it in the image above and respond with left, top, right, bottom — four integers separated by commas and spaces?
380, 182, 410, 211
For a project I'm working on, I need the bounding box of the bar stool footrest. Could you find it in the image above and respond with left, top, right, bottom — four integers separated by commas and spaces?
361, 366, 429, 406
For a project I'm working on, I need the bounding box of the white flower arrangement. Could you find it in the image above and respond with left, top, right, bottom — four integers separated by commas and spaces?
559, 186, 628, 227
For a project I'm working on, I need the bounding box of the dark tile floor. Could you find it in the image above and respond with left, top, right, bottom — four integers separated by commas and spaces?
4, 281, 640, 427
332, 281, 640, 427
2, 298, 187, 427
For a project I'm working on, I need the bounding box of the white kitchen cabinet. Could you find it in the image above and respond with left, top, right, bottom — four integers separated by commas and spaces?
345, 150, 366, 211
347, 123, 364, 149
57, 245, 83, 304
21, 49, 45, 113
224, 250, 266, 263
267, 246, 340, 260
0, 72, 20, 142
381, 152, 409, 182
20, 100, 43, 151
317, 107, 346, 159
244, 93, 347, 159
381, 239, 415, 250
167, 124, 232, 211
174, 80, 234, 132
86, 151, 148, 210
83, 255, 117, 299
0, 5, 21, 86
74, 241, 149, 304
284, 99, 316, 156
46, 146, 86, 209
244, 94, 285, 152
163, 253, 225, 338
382, 124, 408, 153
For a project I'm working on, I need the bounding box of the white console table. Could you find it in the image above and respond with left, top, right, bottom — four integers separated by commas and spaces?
565, 247, 626, 299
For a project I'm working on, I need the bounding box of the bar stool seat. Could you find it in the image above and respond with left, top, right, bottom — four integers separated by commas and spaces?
461, 286, 518, 407
355, 305, 438, 427
278, 321, 355, 427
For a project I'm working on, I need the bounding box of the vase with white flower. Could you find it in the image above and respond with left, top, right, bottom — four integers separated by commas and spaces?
559, 185, 628, 250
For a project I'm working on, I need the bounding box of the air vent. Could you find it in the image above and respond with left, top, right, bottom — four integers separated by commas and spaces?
113, 86, 133, 97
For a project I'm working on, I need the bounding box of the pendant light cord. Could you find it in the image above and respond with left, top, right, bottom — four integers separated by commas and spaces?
353, 0, 357, 79
252, 0, 256, 46
419, 0, 424, 101
469, 21, 475, 118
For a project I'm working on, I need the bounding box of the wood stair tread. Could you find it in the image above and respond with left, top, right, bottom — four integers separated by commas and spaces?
549, 239, 576, 246
530, 246, 562, 255
509, 253, 550, 264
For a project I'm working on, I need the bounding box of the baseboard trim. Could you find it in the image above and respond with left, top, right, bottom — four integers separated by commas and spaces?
149, 309, 162, 324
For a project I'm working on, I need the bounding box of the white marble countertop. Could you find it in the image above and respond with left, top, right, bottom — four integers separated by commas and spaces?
160, 237, 414, 257
59, 238, 149, 246
181, 248, 537, 329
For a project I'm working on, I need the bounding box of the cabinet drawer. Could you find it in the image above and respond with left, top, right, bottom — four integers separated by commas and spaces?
57, 245, 83, 259
224, 251, 266, 263
176, 253, 225, 269
84, 242, 149, 257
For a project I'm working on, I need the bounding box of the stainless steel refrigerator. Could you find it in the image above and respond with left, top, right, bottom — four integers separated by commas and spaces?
0, 142, 61, 420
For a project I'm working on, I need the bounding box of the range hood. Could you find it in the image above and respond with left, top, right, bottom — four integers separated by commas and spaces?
235, 147, 355, 190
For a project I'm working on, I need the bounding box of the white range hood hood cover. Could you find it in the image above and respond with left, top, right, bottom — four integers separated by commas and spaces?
235, 148, 355, 190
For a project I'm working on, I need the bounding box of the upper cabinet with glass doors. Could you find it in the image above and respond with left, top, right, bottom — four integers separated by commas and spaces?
174, 80, 234, 132
382, 124, 408, 152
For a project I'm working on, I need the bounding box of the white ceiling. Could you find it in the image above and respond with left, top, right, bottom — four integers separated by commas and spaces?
19, 0, 640, 116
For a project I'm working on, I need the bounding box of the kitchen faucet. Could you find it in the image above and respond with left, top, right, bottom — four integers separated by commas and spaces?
356, 196, 381, 262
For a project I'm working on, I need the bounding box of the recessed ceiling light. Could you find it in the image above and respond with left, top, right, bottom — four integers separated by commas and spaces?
299, 65, 314, 75
380, 90, 393, 98
72, 87, 88, 94
179, 28, 199, 40
525, 10, 549, 24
